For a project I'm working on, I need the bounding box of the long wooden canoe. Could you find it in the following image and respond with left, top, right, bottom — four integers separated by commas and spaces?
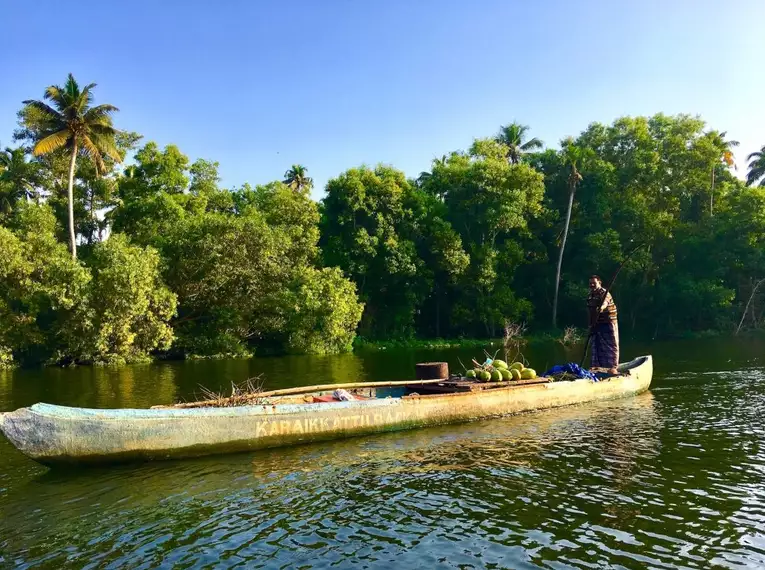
0, 355, 652, 467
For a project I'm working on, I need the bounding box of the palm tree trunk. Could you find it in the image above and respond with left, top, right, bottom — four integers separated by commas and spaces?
89, 186, 97, 245
67, 142, 78, 259
552, 184, 576, 328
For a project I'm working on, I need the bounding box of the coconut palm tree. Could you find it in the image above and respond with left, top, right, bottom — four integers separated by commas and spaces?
0, 146, 43, 213
416, 155, 449, 188
552, 138, 585, 329
283, 164, 313, 193
707, 131, 739, 216
416, 170, 431, 187
494, 123, 543, 164
747, 146, 765, 187
22, 73, 121, 259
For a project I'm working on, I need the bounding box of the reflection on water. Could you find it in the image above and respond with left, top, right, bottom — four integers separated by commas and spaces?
1, 338, 765, 568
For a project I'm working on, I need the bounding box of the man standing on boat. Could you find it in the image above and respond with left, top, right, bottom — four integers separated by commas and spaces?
587, 275, 619, 375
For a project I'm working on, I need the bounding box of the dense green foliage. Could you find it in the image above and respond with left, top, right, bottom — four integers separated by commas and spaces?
109, 143, 363, 360
1, 74, 764, 366
85, 234, 176, 364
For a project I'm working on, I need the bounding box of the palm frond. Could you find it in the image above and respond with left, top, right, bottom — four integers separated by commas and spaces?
87, 132, 122, 163
80, 135, 107, 174
84, 104, 119, 124
520, 137, 543, 151
64, 74, 80, 101
716, 132, 739, 147
33, 129, 71, 155
747, 168, 765, 186
43, 85, 72, 111
21, 100, 62, 123
76, 84, 97, 113
747, 150, 764, 162
88, 124, 120, 141
88, 123, 119, 137
43, 85, 61, 100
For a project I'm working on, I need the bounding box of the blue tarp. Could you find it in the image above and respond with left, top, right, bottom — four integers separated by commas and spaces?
542, 363, 599, 382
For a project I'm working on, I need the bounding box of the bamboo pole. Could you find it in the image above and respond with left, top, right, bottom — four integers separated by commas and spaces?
152, 377, 451, 409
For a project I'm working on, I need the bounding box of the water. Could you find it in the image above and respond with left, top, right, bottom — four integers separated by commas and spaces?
1, 338, 765, 568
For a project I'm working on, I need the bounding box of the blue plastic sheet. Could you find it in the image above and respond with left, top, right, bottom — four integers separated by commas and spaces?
542, 363, 599, 382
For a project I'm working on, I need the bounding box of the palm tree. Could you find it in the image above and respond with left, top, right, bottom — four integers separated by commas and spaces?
494, 122, 543, 164
416, 170, 431, 187
552, 138, 584, 329
707, 131, 739, 216
283, 164, 312, 193
0, 146, 43, 213
747, 146, 765, 187
22, 73, 121, 259
416, 155, 449, 189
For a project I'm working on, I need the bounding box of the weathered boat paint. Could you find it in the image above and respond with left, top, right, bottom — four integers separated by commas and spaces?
0, 356, 652, 467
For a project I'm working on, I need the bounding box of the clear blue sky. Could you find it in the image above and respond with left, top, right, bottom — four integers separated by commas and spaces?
1, 0, 763, 200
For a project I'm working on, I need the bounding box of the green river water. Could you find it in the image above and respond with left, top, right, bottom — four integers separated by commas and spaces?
1, 337, 765, 569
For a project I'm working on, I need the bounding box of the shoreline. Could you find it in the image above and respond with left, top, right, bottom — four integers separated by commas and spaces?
2, 328, 764, 370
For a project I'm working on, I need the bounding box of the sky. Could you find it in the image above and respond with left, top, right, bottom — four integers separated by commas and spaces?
1, 0, 763, 200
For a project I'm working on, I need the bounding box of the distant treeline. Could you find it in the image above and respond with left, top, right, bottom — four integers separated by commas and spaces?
1, 74, 765, 366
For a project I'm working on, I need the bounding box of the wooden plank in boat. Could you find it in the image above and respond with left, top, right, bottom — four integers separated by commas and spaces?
406, 377, 551, 394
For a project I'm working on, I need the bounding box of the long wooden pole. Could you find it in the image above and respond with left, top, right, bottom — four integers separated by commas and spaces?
152, 377, 450, 409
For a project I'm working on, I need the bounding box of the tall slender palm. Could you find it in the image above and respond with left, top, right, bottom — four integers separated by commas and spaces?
707, 131, 739, 216
494, 123, 543, 164
283, 164, 313, 193
22, 73, 121, 259
552, 138, 584, 329
747, 146, 765, 187
0, 146, 43, 213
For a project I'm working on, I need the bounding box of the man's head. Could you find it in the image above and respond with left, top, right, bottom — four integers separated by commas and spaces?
589, 275, 602, 291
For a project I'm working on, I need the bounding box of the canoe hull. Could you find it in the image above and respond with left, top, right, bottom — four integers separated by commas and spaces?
0, 356, 652, 467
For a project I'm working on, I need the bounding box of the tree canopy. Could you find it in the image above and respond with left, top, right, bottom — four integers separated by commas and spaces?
2, 75, 765, 367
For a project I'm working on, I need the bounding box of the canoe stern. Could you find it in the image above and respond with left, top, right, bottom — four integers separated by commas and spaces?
0, 406, 80, 466
0, 408, 33, 456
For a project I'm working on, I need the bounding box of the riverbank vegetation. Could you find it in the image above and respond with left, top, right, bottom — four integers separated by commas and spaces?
2, 74, 765, 366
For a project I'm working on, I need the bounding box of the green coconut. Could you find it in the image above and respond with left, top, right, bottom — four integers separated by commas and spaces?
490, 369, 502, 382
492, 359, 508, 370
511, 368, 522, 381
521, 368, 537, 379
466, 369, 477, 379
500, 368, 512, 381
